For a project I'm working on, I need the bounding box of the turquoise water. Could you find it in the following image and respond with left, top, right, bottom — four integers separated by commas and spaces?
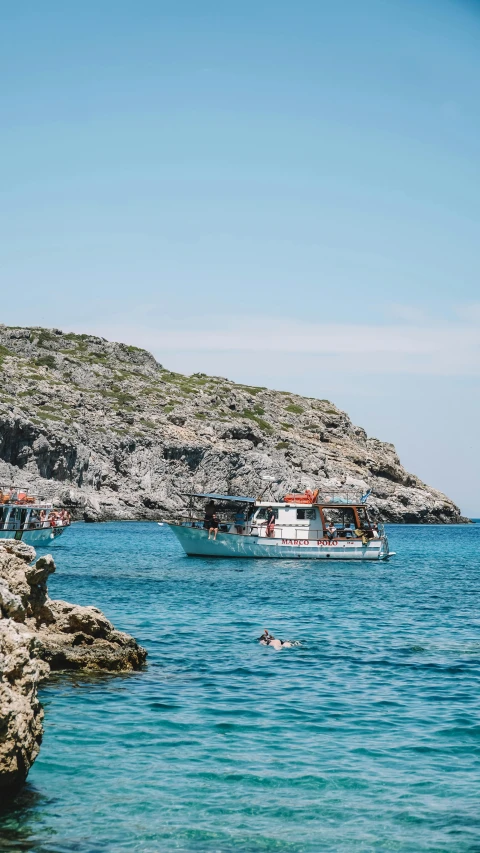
1, 521, 480, 852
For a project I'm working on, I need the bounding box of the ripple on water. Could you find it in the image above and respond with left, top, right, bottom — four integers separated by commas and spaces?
1, 522, 480, 852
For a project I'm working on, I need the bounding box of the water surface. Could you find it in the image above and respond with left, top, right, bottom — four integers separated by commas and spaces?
1, 522, 479, 852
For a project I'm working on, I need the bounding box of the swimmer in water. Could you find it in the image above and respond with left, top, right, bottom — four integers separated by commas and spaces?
258, 629, 274, 645
258, 629, 293, 649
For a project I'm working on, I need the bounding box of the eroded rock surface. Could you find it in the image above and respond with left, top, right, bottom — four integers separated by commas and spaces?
0, 620, 47, 795
0, 541, 146, 796
0, 325, 467, 523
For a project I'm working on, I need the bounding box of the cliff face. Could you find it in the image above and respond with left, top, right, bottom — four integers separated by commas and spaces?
0, 325, 465, 523
0, 540, 146, 796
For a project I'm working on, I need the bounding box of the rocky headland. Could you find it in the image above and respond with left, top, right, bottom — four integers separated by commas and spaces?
0, 540, 146, 797
0, 324, 466, 523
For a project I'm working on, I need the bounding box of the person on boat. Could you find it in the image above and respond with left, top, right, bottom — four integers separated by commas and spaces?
203, 500, 215, 530
371, 523, 380, 539
208, 512, 219, 540
39, 509, 47, 527
265, 507, 276, 538
355, 527, 370, 546
234, 509, 246, 534
326, 522, 337, 540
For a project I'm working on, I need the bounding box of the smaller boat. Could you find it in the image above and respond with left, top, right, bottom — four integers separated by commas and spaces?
0, 487, 71, 545
164, 487, 394, 561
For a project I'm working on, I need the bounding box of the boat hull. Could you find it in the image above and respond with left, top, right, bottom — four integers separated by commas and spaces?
167, 524, 392, 560
0, 527, 66, 546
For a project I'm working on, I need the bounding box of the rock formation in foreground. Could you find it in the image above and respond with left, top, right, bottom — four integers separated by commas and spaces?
0, 540, 146, 797
0, 325, 467, 523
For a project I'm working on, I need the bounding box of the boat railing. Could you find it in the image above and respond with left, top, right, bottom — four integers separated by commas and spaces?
314, 489, 370, 505
0, 497, 56, 507
169, 513, 384, 541
249, 527, 378, 541
0, 520, 71, 532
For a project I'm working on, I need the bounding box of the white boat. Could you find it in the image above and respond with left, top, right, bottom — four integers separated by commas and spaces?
165, 489, 394, 561
0, 487, 71, 546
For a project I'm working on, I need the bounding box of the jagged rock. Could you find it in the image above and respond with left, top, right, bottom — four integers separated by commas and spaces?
34, 620, 147, 671
0, 541, 146, 796
0, 583, 25, 622
0, 540, 36, 564
0, 621, 48, 796
83, 497, 103, 523
25, 554, 55, 587
0, 324, 468, 523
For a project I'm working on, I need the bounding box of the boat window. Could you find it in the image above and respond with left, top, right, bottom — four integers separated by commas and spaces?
7, 507, 20, 528
296, 508, 316, 520
255, 508, 279, 520
323, 507, 356, 528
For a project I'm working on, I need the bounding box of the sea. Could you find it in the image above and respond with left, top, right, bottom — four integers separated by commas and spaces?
1, 521, 479, 853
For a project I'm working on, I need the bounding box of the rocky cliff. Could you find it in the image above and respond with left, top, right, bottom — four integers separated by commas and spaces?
0, 540, 146, 796
0, 325, 465, 523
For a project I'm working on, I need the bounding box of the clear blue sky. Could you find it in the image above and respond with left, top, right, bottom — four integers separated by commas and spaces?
1, 0, 479, 515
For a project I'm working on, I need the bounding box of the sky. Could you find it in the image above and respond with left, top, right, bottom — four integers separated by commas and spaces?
1, 0, 479, 515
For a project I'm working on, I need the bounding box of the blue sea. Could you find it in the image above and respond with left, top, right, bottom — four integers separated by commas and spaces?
1, 521, 479, 853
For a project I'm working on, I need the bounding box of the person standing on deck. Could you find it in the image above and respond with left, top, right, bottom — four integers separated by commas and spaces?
234, 509, 246, 534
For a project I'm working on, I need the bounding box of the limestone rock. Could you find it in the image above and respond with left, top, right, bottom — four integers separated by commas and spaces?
0, 542, 146, 796
0, 582, 25, 622
0, 620, 47, 796
0, 324, 468, 523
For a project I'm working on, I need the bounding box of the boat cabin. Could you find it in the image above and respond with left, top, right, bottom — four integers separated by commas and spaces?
251, 500, 372, 540
181, 489, 377, 541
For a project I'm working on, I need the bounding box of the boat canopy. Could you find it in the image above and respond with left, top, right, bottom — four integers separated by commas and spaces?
185, 492, 256, 503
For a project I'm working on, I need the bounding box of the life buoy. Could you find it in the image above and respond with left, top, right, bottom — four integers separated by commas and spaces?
284, 489, 318, 505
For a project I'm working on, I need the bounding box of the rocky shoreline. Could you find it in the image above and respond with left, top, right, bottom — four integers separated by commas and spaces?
0, 325, 468, 524
0, 540, 146, 796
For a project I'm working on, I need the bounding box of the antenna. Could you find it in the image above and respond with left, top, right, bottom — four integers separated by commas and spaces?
258, 476, 281, 500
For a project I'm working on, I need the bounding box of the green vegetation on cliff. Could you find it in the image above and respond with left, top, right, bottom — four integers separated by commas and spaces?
0, 325, 466, 524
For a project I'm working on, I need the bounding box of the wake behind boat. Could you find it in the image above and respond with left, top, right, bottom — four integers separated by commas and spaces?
164, 487, 394, 561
